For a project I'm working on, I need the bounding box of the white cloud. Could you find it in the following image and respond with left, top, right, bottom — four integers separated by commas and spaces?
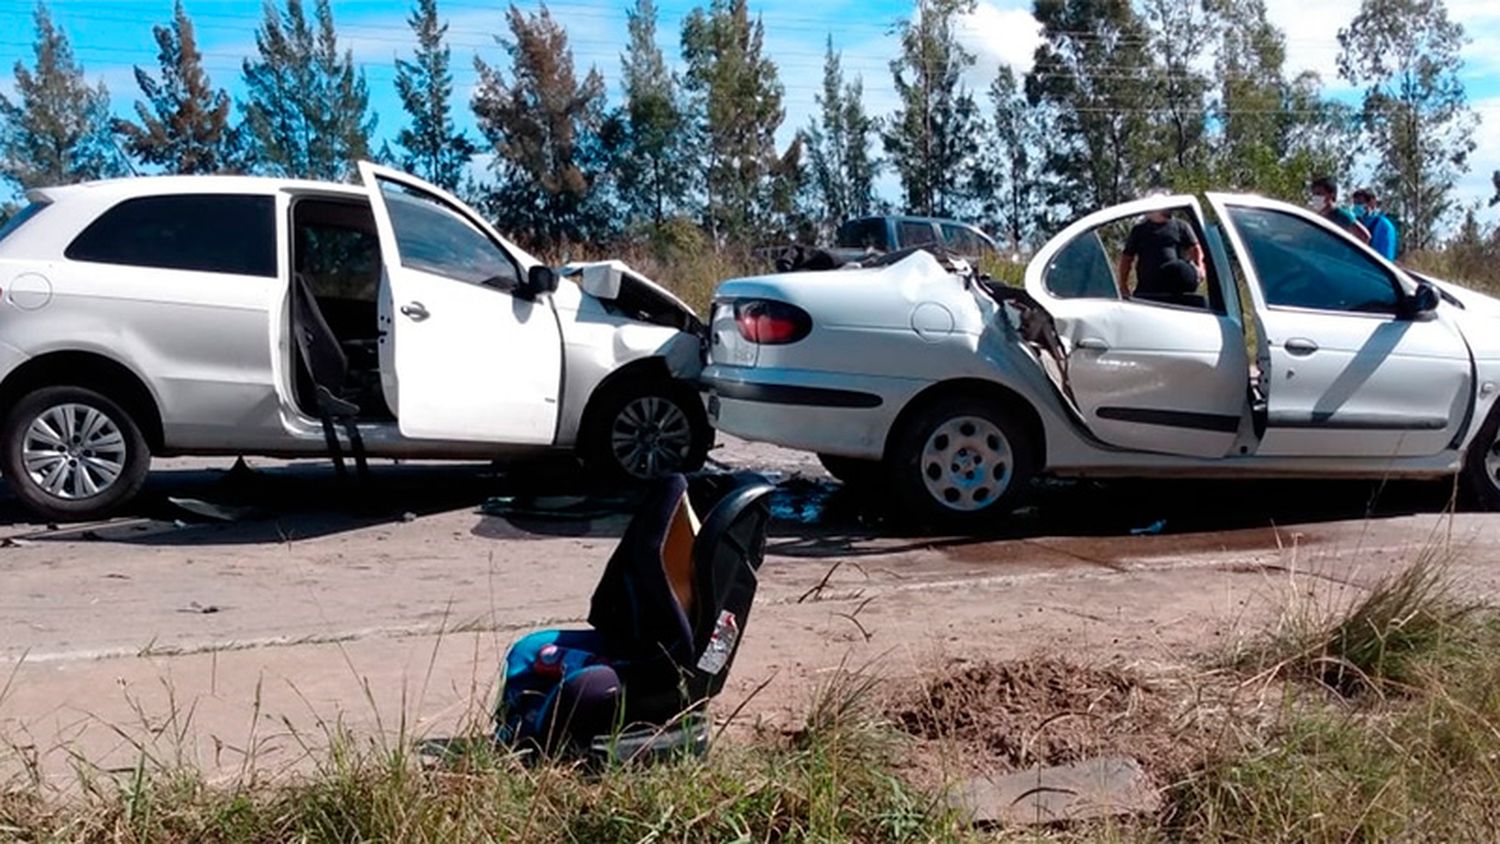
957, 1, 1043, 77
1262, 0, 1358, 89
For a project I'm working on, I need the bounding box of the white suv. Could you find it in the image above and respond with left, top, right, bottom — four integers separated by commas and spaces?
0, 162, 710, 521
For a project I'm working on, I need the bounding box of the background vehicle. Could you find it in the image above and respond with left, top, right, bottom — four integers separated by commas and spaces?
0, 163, 710, 521
833, 215, 1000, 263
704, 192, 1500, 528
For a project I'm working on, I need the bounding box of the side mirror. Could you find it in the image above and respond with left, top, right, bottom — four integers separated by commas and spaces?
1402, 280, 1440, 319
525, 265, 559, 297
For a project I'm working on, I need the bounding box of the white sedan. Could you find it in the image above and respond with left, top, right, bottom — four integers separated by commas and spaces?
703, 192, 1500, 527
0, 162, 709, 521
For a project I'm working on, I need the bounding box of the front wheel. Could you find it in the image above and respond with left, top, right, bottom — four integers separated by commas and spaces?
582, 378, 711, 481
1463, 409, 1500, 510
1, 385, 152, 522
886, 396, 1036, 529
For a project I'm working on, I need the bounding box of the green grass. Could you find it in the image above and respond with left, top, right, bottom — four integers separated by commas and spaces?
1225, 547, 1477, 698
0, 667, 964, 843
1173, 615, 1500, 842
6, 555, 1500, 842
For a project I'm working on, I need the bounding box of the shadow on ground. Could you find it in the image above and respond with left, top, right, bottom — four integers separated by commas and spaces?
0, 455, 1459, 554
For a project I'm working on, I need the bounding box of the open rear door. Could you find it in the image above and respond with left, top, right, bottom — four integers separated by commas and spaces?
1024, 195, 1251, 458
359, 162, 562, 445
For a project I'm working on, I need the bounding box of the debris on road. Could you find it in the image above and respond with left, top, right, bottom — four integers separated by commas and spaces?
1131, 519, 1167, 536
168, 497, 265, 523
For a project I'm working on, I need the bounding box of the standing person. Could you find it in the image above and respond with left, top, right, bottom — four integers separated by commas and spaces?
1352, 188, 1399, 260
1309, 177, 1372, 244
1116, 208, 1207, 299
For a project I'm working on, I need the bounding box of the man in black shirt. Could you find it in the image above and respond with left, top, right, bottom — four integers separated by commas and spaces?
1116, 209, 1206, 299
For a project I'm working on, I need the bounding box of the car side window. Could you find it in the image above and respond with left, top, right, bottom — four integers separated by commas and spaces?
65, 194, 276, 277
376, 179, 519, 288
898, 220, 937, 247
941, 224, 983, 255
1227, 206, 1400, 315
1045, 207, 1217, 311
1044, 228, 1119, 299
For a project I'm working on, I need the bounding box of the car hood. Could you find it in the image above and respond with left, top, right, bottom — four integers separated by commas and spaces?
714, 250, 985, 332
1420, 274, 1500, 317
552, 259, 703, 335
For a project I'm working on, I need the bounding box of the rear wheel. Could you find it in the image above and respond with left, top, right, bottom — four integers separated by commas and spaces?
1, 385, 151, 522
582, 378, 711, 481
886, 395, 1036, 529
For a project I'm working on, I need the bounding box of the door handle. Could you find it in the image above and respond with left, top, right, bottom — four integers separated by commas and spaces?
400, 301, 430, 322
1284, 338, 1318, 356
1076, 337, 1109, 351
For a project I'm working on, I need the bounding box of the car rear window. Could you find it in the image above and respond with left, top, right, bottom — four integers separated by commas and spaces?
0, 200, 50, 245
65, 194, 276, 277
836, 218, 889, 250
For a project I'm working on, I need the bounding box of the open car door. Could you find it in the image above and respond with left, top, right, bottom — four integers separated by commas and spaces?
1207, 193, 1471, 458
359, 161, 562, 445
1024, 195, 1251, 458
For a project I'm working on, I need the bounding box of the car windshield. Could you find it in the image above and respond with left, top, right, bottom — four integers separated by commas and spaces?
0, 200, 50, 245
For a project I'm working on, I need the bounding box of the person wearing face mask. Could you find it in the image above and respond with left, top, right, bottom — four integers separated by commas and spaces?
1351, 188, 1398, 260
1116, 206, 1207, 300
1309, 177, 1372, 244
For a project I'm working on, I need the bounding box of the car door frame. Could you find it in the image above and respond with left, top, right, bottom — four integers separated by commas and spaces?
1024, 193, 1255, 459
1206, 192, 1474, 458
357, 161, 567, 446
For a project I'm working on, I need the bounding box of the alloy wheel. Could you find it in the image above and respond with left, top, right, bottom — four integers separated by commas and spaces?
920, 415, 1014, 512
611, 395, 694, 479
22, 403, 128, 500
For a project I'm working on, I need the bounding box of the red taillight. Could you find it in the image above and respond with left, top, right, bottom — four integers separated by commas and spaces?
734, 300, 811, 345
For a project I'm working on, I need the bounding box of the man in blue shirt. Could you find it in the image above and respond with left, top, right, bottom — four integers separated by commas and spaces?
1310, 177, 1371, 244
1352, 188, 1399, 261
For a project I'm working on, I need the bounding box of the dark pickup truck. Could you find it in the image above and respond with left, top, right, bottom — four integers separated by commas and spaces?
832, 215, 999, 262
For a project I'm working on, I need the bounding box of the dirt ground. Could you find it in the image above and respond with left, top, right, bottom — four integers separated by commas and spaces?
2, 435, 1498, 786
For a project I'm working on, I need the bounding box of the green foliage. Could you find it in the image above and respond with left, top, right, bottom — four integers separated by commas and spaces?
472, 4, 611, 249
394, 0, 474, 192
1142, 0, 1215, 180
240, 0, 377, 181
1338, 0, 1476, 252
806, 38, 881, 234
613, 0, 693, 229
1028, 0, 1160, 216
884, 0, 981, 218
974, 65, 1044, 253
0, 2, 124, 191
681, 0, 787, 244
115, 2, 243, 175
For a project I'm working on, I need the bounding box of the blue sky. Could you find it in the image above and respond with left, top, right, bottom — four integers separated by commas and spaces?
5, 0, 1500, 222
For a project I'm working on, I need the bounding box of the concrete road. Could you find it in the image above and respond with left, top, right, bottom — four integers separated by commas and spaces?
1, 437, 1496, 783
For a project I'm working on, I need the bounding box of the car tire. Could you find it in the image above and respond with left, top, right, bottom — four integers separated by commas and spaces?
817, 453, 883, 487
886, 395, 1036, 529
1463, 408, 1500, 510
582, 377, 711, 482
1, 385, 152, 522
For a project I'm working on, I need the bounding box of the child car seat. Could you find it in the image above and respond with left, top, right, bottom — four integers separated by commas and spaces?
495, 473, 775, 762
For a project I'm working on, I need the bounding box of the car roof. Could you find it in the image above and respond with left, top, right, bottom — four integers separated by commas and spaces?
28, 174, 366, 204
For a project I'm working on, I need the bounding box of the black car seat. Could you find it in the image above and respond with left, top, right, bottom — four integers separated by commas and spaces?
495, 472, 776, 762
290, 272, 370, 481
